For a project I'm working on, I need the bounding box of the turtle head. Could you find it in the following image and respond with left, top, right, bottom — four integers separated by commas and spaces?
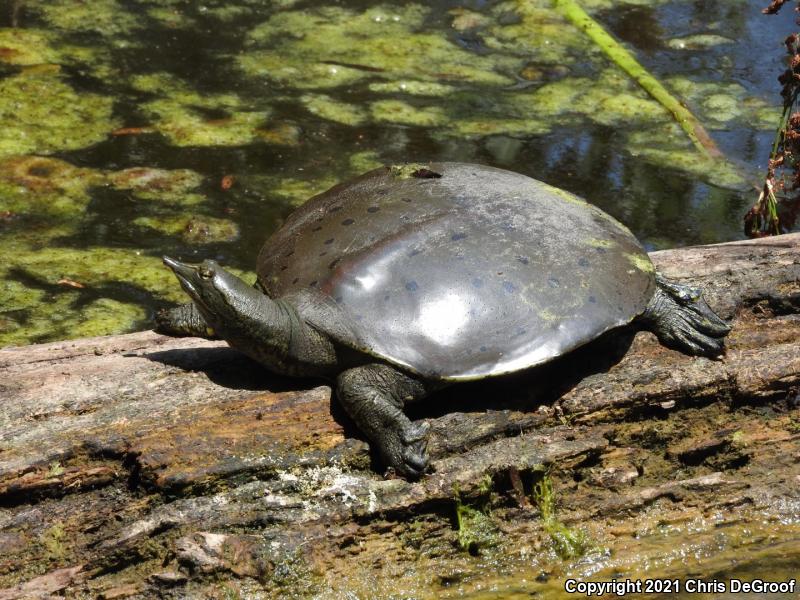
163, 256, 257, 331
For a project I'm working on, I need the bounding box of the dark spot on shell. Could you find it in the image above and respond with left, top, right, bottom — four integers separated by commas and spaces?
328, 258, 340, 270
466, 348, 473, 355
312, 226, 322, 232
588, 295, 597, 304
516, 328, 527, 337
335, 296, 343, 303
309, 280, 318, 287
319, 251, 327, 257
471, 277, 484, 288
341, 218, 355, 226
355, 314, 364, 322
479, 346, 488, 352
329, 205, 343, 212
503, 281, 517, 294
405, 281, 418, 292
409, 248, 422, 257
324, 238, 334, 245
578, 257, 590, 267
516, 256, 529, 265
401, 215, 410, 221
284, 250, 294, 257
451, 232, 467, 241
596, 247, 607, 254
547, 277, 560, 288
367, 206, 380, 213
280, 265, 287, 271
402, 197, 413, 203
292, 278, 299, 284
383, 294, 390, 301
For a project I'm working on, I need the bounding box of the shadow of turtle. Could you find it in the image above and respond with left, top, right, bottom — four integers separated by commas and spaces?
407, 326, 637, 421
139, 345, 306, 393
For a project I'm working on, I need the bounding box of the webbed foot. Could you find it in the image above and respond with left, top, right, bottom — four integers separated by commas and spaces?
641, 273, 731, 357
154, 302, 217, 339
336, 364, 431, 479
390, 420, 430, 478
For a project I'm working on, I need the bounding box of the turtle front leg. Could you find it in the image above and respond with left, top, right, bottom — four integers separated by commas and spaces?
336, 364, 431, 479
155, 302, 218, 339
639, 273, 731, 357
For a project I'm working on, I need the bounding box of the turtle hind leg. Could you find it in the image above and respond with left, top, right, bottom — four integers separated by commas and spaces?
336, 364, 431, 479
154, 302, 218, 339
640, 273, 731, 357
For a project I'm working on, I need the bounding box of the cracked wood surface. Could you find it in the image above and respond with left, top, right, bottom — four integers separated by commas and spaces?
1, 234, 799, 598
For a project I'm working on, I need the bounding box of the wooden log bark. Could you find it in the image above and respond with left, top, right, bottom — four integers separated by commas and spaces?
1, 234, 799, 598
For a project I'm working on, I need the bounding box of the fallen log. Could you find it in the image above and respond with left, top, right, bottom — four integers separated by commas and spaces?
1, 234, 799, 598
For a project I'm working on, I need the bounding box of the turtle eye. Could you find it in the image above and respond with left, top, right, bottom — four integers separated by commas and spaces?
199, 267, 214, 280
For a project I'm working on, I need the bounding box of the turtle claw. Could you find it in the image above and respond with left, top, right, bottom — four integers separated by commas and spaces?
380, 421, 430, 479
642, 274, 731, 358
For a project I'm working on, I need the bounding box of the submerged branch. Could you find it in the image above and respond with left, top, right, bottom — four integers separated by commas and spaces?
550, 0, 723, 160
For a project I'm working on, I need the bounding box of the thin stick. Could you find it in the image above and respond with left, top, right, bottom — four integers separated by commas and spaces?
550, 0, 724, 159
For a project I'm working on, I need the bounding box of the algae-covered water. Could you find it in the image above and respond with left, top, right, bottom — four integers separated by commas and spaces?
0, 0, 793, 348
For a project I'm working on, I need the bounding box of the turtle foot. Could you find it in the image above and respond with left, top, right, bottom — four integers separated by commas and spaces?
385, 420, 430, 479
154, 303, 216, 339
641, 274, 731, 357
336, 364, 431, 479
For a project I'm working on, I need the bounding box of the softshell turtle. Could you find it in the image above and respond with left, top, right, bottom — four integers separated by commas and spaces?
156, 162, 730, 477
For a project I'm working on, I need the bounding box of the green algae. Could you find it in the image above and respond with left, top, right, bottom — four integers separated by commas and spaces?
389, 163, 433, 179
259, 176, 339, 206
368, 80, 457, 97
483, 2, 588, 64
454, 476, 497, 555
133, 73, 271, 147
0, 156, 104, 218
532, 474, 592, 560
255, 122, 302, 147
349, 151, 383, 173
41, 522, 67, 561
0, 71, 119, 158
371, 100, 447, 127
147, 6, 198, 30
28, 0, 140, 36
0, 24, 117, 80
665, 77, 779, 130
626, 252, 655, 274
301, 94, 367, 126
0, 237, 251, 347
0, 29, 59, 65
240, 5, 516, 90
107, 168, 206, 203
133, 215, 240, 244
627, 127, 749, 190
667, 34, 735, 50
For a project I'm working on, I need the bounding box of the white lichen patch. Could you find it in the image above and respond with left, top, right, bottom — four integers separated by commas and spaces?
279, 465, 369, 507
